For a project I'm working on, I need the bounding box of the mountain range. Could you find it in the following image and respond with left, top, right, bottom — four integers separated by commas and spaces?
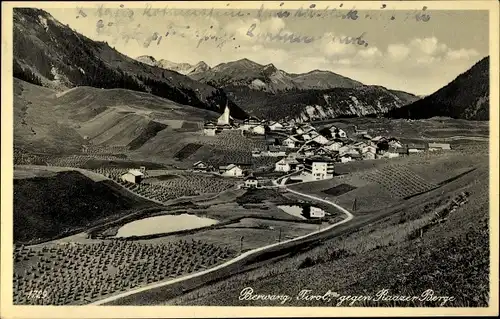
13, 8, 489, 123
12, 8, 247, 119
187, 58, 419, 120
135, 56, 210, 76
189, 58, 364, 93
387, 57, 489, 121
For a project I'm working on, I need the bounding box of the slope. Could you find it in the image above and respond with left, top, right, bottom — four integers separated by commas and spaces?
14, 78, 219, 154
387, 57, 489, 120
13, 8, 247, 119
191, 58, 418, 120
225, 85, 419, 121
14, 169, 157, 244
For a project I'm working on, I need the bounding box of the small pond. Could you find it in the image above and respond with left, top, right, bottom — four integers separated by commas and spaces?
115, 214, 218, 238
277, 205, 328, 219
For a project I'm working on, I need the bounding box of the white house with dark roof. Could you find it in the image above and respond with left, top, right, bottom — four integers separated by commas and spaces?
325, 140, 343, 152
203, 123, 217, 136
407, 144, 427, 153
388, 138, 403, 148
244, 175, 259, 188
268, 121, 284, 131
219, 164, 243, 177
251, 124, 266, 135
361, 145, 377, 160
121, 169, 144, 184
282, 136, 300, 148
428, 143, 451, 151
266, 146, 287, 157
311, 134, 330, 145
192, 161, 208, 171
275, 157, 300, 172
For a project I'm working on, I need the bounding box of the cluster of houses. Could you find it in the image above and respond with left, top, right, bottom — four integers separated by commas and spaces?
203, 103, 293, 137
201, 107, 452, 183
270, 123, 451, 165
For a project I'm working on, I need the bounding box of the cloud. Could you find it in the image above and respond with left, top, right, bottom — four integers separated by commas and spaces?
356, 47, 383, 60
316, 32, 350, 56
387, 44, 410, 61
446, 48, 480, 60
385, 37, 481, 66
409, 37, 447, 56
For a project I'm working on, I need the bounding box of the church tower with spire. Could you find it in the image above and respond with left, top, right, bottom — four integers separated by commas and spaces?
217, 102, 231, 126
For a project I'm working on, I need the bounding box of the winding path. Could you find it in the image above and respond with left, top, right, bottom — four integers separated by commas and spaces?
89, 179, 354, 305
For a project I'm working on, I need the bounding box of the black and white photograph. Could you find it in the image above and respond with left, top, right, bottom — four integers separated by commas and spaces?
1, 0, 498, 317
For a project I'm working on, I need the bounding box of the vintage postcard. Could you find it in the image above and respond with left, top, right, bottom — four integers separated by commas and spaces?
1, 0, 499, 318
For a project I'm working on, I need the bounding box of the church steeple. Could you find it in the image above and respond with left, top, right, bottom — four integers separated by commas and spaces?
217, 101, 230, 126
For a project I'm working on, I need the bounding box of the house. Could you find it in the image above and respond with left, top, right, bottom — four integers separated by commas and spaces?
275, 157, 300, 172
295, 127, 305, 135
338, 145, 351, 156
313, 147, 332, 157
301, 149, 315, 157
388, 138, 403, 148
385, 147, 408, 157
339, 154, 353, 163
251, 125, 266, 135
310, 206, 326, 218
302, 125, 316, 133
303, 206, 326, 219
350, 153, 362, 161
267, 146, 287, 157
371, 136, 386, 143
282, 136, 300, 148
219, 164, 243, 177
121, 169, 144, 184
219, 124, 233, 131
311, 134, 330, 145
361, 134, 373, 140
428, 143, 451, 151
268, 121, 284, 131
325, 140, 343, 152
384, 147, 399, 158
354, 125, 368, 135
353, 141, 368, 150
329, 126, 347, 138
407, 144, 427, 153
192, 161, 208, 171
304, 156, 335, 180
244, 175, 259, 188
203, 123, 216, 136
301, 133, 312, 141
361, 145, 377, 160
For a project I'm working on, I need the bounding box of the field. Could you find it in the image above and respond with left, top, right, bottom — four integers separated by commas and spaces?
13, 168, 157, 244
174, 143, 204, 160
143, 222, 321, 253
359, 164, 437, 198
323, 184, 357, 196
165, 155, 489, 307
313, 117, 489, 143
13, 239, 234, 305
13, 78, 219, 160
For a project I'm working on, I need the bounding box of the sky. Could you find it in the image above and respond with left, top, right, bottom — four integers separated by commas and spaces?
45, 4, 489, 95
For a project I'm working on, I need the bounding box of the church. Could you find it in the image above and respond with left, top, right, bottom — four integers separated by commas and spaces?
217, 103, 231, 126
203, 102, 234, 136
